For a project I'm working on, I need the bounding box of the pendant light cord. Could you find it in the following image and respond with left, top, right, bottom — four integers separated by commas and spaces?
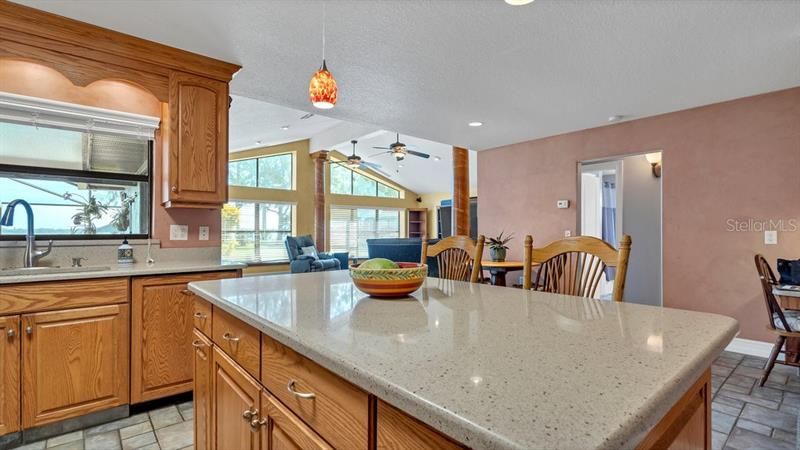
322, 2, 326, 62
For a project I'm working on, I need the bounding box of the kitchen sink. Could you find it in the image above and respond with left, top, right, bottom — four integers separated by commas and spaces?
0, 266, 112, 276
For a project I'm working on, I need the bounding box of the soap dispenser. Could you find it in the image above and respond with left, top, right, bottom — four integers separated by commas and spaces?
118, 238, 134, 264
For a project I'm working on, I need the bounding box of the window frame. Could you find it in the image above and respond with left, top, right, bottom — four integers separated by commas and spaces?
0, 140, 153, 241
329, 163, 400, 198
228, 152, 294, 190
221, 200, 295, 264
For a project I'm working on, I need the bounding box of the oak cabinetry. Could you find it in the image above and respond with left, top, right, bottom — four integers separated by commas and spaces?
163, 71, 230, 208
211, 347, 261, 450
0, 277, 128, 315
213, 307, 261, 379
258, 391, 332, 450
377, 400, 464, 450
193, 296, 213, 337
21, 305, 129, 428
192, 330, 213, 450
261, 333, 369, 450
0, 315, 20, 436
131, 271, 238, 403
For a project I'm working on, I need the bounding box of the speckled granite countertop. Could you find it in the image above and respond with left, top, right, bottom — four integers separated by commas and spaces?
189, 271, 738, 450
0, 261, 245, 284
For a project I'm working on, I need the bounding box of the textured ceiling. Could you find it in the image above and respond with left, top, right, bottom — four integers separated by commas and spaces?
15, 0, 800, 150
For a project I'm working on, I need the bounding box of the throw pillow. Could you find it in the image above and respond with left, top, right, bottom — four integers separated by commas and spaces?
300, 246, 319, 260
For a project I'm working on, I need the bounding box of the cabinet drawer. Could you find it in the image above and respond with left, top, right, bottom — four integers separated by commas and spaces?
193, 297, 212, 336
261, 334, 369, 450
212, 308, 260, 379
377, 400, 465, 449
0, 277, 129, 315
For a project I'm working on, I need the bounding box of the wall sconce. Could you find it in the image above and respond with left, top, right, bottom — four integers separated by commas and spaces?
645, 153, 662, 178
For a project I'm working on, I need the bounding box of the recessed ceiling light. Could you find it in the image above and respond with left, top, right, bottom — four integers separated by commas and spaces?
434, 156, 442, 161
468, 121, 483, 127
280, 125, 290, 130
504, 0, 534, 5
398, 164, 404, 168
608, 115, 625, 122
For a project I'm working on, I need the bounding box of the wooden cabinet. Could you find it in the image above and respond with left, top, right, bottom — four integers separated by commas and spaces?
259, 391, 332, 450
0, 315, 20, 436
377, 400, 463, 450
131, 271, 238, 403
192, 330, 213, 450
21, 305, 129, 428
213, 308, 261, 379
164, 71, 230, 208
211, 347, 260, 450
0, 277, 128, 315
260, 334, 368, 450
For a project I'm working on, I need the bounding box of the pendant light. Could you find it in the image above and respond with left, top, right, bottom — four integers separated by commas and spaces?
309, 3, 337, 109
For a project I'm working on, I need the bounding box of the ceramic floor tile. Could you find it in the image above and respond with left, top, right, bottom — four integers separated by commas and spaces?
740, 403, 797, 433
121, 430, 157, 450
119, 420, 153, 440
711, 431, 727, 450
725, 427, 794, 450
734, 418, 772, 436
84, 431, 121, 450
14, 442, 46, 450
46, 441, 84, 450
711, 410, 737, 434
155, 420, 192, 450
84, 413, 149, 436
46, 431, 83, 448
149, 405, 182, 430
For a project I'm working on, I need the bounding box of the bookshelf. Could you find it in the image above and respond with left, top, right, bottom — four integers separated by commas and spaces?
407, 208, 427, 239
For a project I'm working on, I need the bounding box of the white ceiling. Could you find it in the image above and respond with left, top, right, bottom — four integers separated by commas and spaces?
229, 95, 340, 152
330, 131, 477, 195
15, 0, 800, 151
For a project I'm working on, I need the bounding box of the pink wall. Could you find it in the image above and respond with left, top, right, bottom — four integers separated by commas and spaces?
478, 87, 800, 342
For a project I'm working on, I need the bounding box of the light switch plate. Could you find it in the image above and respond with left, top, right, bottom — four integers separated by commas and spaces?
170, 224, 188, 241
198, 226, 210, 241
765, 230, 778, 245
557, 200, 570, 209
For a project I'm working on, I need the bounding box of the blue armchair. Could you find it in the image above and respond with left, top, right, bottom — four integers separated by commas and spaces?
284, 235, 348, 273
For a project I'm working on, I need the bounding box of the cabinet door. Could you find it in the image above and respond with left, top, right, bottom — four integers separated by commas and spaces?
212, 347, 260, 450
131, 280, 194, 403
165, 70, 229, 207
260, 391, 332, 450
0, 315, 20, 436
193, 330, 213, 450
22, 305, 129, 428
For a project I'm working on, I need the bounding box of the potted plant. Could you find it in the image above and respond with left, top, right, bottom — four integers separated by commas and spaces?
487, 232, 513, 262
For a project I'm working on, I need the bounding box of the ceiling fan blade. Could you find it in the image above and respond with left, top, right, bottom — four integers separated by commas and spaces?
406, 150, 431, 159
372, 146, 391, 150
368, 150, 391, 158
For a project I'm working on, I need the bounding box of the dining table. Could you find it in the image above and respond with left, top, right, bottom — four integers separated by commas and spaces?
480, 260, 539, 287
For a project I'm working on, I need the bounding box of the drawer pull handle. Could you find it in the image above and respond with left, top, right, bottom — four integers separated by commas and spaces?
287, 380, 316, 399
194, 312, 207, 319
191, 340, 206, 348
222, 332, 240, 342
180, 289, 194, 296
250, 417, 267, 429
242, 408, 257, 420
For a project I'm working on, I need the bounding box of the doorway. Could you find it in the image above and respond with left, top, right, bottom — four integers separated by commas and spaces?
578, 152, 662, 306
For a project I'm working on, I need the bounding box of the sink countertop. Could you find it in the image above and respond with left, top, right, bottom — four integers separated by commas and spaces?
189, 271, 738, 450
0, 261, 246, 284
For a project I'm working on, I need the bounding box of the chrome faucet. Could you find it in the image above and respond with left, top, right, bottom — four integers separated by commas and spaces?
0, 199, 53, 267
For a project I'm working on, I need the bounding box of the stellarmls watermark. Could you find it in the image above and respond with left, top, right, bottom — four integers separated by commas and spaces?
726, 218, 799, 232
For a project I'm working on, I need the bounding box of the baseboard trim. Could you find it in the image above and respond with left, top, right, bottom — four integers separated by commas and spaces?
725, 337, 776, 359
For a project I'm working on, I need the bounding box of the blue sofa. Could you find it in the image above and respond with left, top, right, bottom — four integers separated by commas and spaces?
366, 238, 441, 277
284, 235, 348, 273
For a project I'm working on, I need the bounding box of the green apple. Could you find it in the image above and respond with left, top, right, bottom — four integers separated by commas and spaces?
359, 258, 399, 269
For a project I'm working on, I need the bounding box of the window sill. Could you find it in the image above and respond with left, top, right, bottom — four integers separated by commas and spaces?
223, 259, 289, 267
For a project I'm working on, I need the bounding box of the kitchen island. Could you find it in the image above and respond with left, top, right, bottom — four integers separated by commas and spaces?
189, 271, 738, 449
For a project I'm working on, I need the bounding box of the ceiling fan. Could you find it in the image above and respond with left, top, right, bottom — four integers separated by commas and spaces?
329, 140, 392, 178
371, 133, 430, 161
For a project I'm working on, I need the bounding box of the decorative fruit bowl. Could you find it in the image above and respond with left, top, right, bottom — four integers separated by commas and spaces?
349, 259, 428, 298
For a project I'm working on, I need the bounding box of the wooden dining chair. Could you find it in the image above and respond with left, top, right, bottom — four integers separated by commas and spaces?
755, 254, 800, 386
522, 235, 632, 302
421, 235, 485, 283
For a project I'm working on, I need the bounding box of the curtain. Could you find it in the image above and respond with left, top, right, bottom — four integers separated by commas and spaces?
601, 174, 617, 281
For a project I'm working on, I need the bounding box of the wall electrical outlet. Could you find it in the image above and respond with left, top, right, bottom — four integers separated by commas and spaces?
170, 224, 189, 241
564, 230, 572, 237
198, 226, 210, 241
765, 230, 778, 245
557, 200, 570, 209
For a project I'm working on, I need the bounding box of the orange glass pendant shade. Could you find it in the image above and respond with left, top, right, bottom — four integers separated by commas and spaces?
309, 59, 337, 109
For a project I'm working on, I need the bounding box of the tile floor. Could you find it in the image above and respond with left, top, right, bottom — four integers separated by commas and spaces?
712, 351, 800, 450
13, 401, 193, 450
9, 351, 800, 450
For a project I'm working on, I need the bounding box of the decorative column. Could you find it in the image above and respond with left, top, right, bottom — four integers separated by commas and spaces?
452, 146, 470, 236
311, 151, 329, 250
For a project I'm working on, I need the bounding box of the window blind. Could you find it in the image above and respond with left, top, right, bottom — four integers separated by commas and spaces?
0, 92, 160, 138
329, 207, 402, 258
